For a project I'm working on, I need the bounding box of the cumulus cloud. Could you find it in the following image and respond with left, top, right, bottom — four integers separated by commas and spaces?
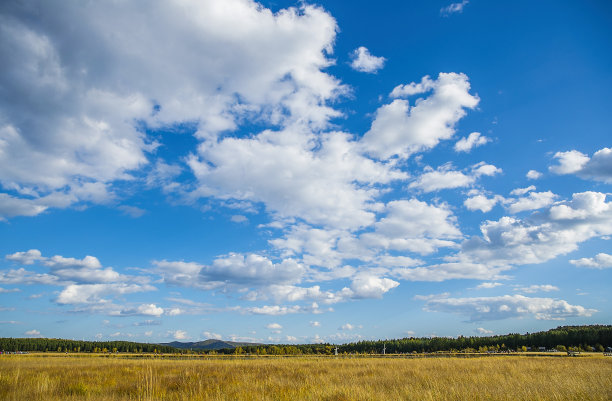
457, 192, 612, 268
169, 330, 189, 340
362, 73, 479, 160
349, 47, 386, 73
361, 199, 462, 255
339, 323, 356, 331
56, 283, 155, 305
526, 170, 542, 180
203, 331, 223, 340
189, 130, 405, 231
25, 329, 42, 337
454, 132, 490, 152
409, 163, 501, 193
266, 323, 282, 330
310, 321, 321, 327
507, 191, 557, 213
0, 0, 345, 217
6, 249, 124, 284
423, 294, 596, 321
348, 273, 399, 299
476, 327, 493, 335
570, 253, 612, 269
549, 148, 612, 183
464, 194, 504, 213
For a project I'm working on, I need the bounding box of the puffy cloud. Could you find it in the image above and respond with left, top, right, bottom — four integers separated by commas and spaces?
549, 148, 612, 183
203, 331, 223, 340
0, 268, 60, 286
266, 323, 282, 330
203, 253, 305, 286
0, 0, 344, 217
476, 327, 493, 335
169, 330, 189, 340
243, 304, 318, 316
464, 194, 504, 213
454, 132, 490, 152
458, 192, 612, 268
122, 304, 165, 317
507, 191, 557, 213
0, 287, 20, 293
55, 283, 155, 305
549, 150, 590, 175
6, 249, 124, 284
526, 170, 542, 180
361, 199, 461, 255
570, 253, 612, 269
409, 163, 501, 193
310, 321, 321, 327
189, 130, 405, 230
510, 185, 536, 196
349, 46, 386, 73
339, 323, 355, 331
6, 249, 44, 265
25, 329, 42, 337
440, 1, 469, 16
423, 294, 596, 321
362, 73, 479, 160
348, 273, 399, 299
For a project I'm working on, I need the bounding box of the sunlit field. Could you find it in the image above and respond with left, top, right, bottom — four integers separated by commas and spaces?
1, 354, 611, 400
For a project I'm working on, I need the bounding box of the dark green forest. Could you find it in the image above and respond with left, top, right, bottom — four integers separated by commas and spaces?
1, 325, 610, 355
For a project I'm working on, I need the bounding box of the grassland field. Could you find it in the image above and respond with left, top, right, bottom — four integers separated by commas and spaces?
1, 353, 611, 400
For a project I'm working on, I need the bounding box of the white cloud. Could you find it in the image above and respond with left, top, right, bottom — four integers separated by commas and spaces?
349, 47, 386, 73
310, 321, 321, 327
526, 170, 542, 180
362, 73, 479, 160
464, 194, 504, 213
507, 191, 557, 213
549, 150, 591, 175
165, 307, 183, 316
409, 163, 501, 193
55, 283, 155, 305
458, 192, 612, 268
441, 1, 469, 16
394, 262, 509, 282
230, 215, 248, 224
169, 330, 189, 340
424, 294, 596, 321
454, 132, 490, 152
203, 331, 223, 340
0, 0, 345, 217
475, 282, 503, 289
6, 249, 44, 265
361, 199, 462, 255
570, 253, 612, 269
510, 186, 536, 196
476, 327, 493, 335
6, 249, 124, 284
514, 284, 559, 294
25, 329, 42, 337
348, 273, 399, 299
0, 287, 20, 293
550, 148, 612, 183
189, 130, 405, 231
266, 323, 282, 330
339, 323, 355, 331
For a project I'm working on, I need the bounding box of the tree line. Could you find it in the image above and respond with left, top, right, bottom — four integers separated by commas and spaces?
2, 325, 610, 355
0, 338, 177, 354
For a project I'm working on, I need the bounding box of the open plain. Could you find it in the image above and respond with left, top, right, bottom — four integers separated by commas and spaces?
1, 354, 611, 400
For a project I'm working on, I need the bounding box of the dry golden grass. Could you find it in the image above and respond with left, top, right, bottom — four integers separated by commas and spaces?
1, 354, 611, 400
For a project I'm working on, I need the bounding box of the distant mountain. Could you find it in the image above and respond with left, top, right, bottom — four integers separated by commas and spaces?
161, 339, 263, 350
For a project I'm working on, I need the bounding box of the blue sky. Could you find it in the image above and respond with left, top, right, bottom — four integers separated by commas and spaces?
1, 0, 611, 344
